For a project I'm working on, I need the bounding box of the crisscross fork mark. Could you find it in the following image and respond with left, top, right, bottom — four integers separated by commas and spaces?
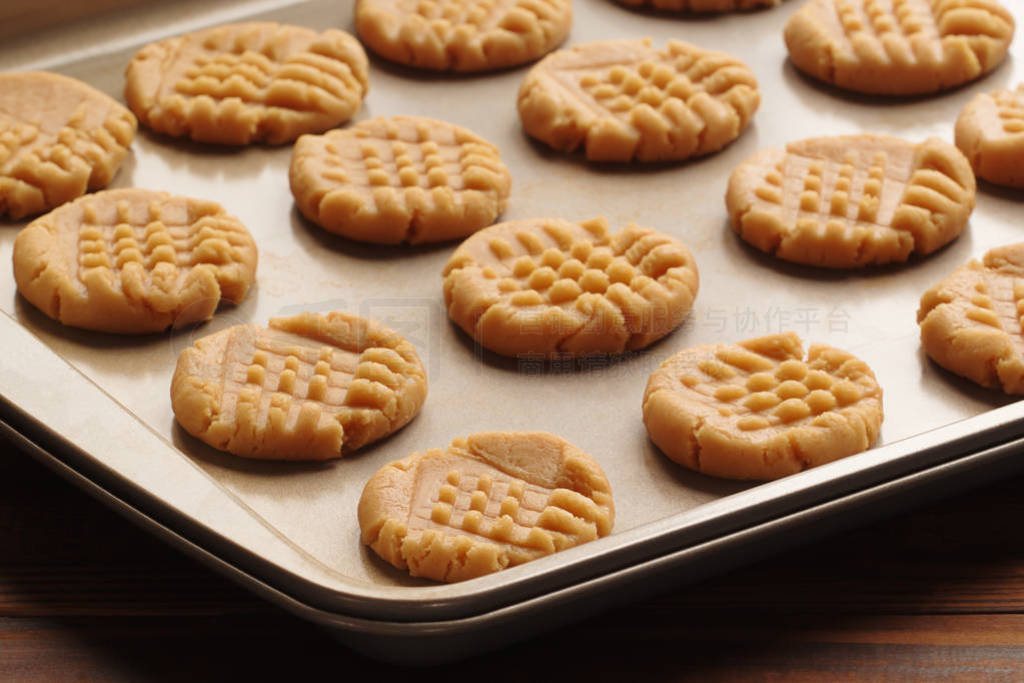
833, 0, 943, 64
173, 36, 353, 115
963, 273, 1024, 360
402, 0, 519, 30
677, 346, 866, 432
758, 150, 899, 233
332, 135, 462, 191
485, 223, 685, 309
995, 89, 1024, 135
570, 49, 752, 126
75, 202, 251, 284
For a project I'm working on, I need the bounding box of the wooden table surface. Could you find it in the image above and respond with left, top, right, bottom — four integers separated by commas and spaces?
2, 431, 1023, 681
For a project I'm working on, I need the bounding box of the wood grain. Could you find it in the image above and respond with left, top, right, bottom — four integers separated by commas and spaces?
2, 432, 1023, 679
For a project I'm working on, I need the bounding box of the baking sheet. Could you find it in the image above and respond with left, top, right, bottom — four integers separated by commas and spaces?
1, 0, 1022, 611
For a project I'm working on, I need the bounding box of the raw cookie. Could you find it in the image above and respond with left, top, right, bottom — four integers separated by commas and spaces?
615, 0, 780, 12
0, 71, 136, 219
955, 83, 1024, 189
289, 116, 512, 244
443, 217, 700, 357
12, 188, 257, 333
784, 0, 1015, 96
642, 332, 883, 480
358, 431, 614, 582
517, 38, 760, 162
726, 134, 976, 268
171, 311, 428, 459
918, 243, 1024, 393
354, 0, 572, 72
125, 22, 369, 145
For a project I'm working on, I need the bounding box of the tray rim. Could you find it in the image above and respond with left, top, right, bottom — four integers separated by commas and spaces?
4, 309, 1024, 624
3, 0, 1024, 628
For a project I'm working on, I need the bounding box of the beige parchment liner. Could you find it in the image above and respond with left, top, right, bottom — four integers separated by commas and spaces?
0, 0, 1021, 591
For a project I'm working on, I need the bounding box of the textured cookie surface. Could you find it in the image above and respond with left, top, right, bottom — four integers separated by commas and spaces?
443, 217, 699, 357
784, 0, 1015, 95
171, 311, 428, 459
290, 116, 511, 244
517, 39, 760, 162
358, 431, 614, 582
726, 134, 976, 268
615, 0, 780, 12
12, 189, 257, 333
355, 0, 572, 72
125, 22, 369, 145
643, 332, 883, 480
918, 243, 1024, 393
955, 83, 1024, 189
0, 71, 136, 220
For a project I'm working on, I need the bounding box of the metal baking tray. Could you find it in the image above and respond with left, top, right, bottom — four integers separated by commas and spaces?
2, 0, 1023, 663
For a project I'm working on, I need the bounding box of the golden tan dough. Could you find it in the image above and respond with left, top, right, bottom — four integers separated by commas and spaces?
643, 332, 883, 480
955, 82, 1024, 189
918, 243, 1024, 393
784, 0, 1015, 95
442, 217, 699, 357
358, 431, 614, 582
354, 0, 572, 72
171, 311, 428, 459
289, 116, 511, 244
12, 188, 257, 333
517, 38, 760, 162
124, 21, 369, 145
726, 134, 976, 268
0, 71, 136, 219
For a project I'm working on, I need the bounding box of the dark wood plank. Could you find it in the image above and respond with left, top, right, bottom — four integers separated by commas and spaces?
2, 432, 1024, 678
3, 614, 1024, 681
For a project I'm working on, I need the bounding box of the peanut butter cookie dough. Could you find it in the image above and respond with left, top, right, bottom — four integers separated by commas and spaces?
726, 134, 976, 268
517, 39, 760, 162
0, 71, 136, 219
290, 116, 511, 244
358, 431, 614, 582
784, 0, 1015, 95
643, 332, 883, 480
13, 188, 257, 333
125, 22, 369, 145
171, 311, 428, 459
955, 83, 1024, 189
355, 0, 572, 72
443, 217, 699, 357
919, 243, 1024, 393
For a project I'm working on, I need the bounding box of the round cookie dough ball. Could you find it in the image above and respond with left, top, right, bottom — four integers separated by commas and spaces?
125, 22, 369, 145
726, 134, 976, 268
358, 431, 614, 582
517, 39, 760, 163
784, 0, 1014, 96
643, 332, 883, 480
289, 116, 511, 244
172, 311, 428, 459
354, 0, 573, 72
13, 188, 257, 333
919, 243, 1024, 393
0, 71, 136, 219
443, 216, 699, 357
